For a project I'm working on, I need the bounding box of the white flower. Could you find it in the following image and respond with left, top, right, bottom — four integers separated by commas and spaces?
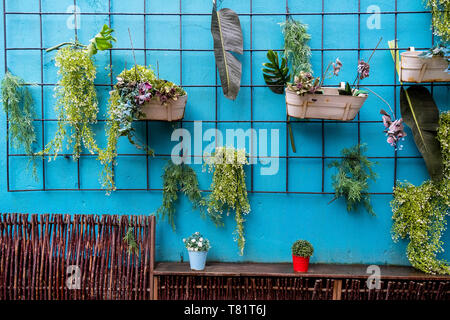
198, 242, 203, 247
191, 239, 196, 242
199, 237, 203, 241
183, 238, 186, 242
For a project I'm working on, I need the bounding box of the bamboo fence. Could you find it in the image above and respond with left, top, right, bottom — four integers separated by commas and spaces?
0, 213, 155, 300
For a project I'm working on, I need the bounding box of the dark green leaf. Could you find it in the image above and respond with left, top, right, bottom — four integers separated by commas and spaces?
262, 50, 290, 94
400, 86, 443, 182
211, 1, 243, 100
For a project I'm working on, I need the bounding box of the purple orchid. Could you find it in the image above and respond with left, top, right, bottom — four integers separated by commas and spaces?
380, 109, 407, 150
358, 60, 370, 80
332, 58, 343, 76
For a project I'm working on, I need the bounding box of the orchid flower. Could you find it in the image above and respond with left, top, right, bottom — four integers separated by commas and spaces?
380, 109, 407, 150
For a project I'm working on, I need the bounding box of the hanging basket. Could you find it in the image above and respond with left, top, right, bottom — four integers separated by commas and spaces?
140, 94, 187, 121
400, 48, 450, 83
285, 87, 368, 121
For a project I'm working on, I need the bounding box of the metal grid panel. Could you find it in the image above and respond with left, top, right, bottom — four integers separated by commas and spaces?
2, 0, 437, 193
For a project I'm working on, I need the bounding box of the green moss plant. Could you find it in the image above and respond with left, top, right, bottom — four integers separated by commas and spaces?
424, 0, 450, 44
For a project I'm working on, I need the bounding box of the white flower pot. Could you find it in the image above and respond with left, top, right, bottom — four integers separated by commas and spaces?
285, 87, 368, 121
400, 50, 450, 83
140, 94, 187, 121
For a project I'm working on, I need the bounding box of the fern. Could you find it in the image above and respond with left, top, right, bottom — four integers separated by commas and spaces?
1, 72, 38, 178
328, 144, 378, 215
156, 160, 208, 231
262, 50, 290, 94
280, 18, 313, 78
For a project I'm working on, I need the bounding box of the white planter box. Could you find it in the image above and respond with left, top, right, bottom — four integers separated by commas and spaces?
400, 49, 450, 83
285, 87, 368, 121
140, 94, 187, 121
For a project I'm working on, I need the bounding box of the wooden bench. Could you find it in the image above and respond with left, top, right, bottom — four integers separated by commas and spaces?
154, 262, 450, 300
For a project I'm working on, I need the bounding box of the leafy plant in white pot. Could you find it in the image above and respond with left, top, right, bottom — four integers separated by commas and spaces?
183, 232, 211, 271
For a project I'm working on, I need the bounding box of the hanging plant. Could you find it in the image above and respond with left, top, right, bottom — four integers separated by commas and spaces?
391, 112, 449, 275
205, 146, 250, 255
157, 160, 213, 231
38, 25, 116, 161
328, 144, 378, 216
99, 65, 186, 193
424, 0, 450, 44
211, 0, 243, 100
1, 72, 38, 177
280, 18, 313, 78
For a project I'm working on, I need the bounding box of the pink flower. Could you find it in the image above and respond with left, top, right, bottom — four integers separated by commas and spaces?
332, 58, 343, 76
358, 60, 370, 80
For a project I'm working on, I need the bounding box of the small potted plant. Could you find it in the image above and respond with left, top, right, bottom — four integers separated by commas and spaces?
291, 240, 313, 272
399, 45, 449, 83
183, 232, 211, 271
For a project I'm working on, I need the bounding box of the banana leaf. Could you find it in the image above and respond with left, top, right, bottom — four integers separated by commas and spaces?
211, 0, 243, 100
400, 86, 443, 182
262, 50, 290, 94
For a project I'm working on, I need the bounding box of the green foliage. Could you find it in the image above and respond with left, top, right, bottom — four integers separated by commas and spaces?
183, 232, 211, 252
205, 147, 250, 256
38, 46, 99, 161
99, 65, 186, 192
424, 0, 450, 44
1, 72, 38, 177
292, 240, 314, 257
98, 65, 156, 193
287, 71, 321, 96
280, 18, 313, 78
391, 112, 450, 275
123, 227, 139, 254
329, 144, 378, 215
262, 50, 290, 94
157, 160, 207, 231
86, 24, 116, 57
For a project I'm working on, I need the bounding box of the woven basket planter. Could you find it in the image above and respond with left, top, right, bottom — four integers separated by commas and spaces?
400, 50, 450, 83
285, 87, 368, 121
140, 94, 187, 121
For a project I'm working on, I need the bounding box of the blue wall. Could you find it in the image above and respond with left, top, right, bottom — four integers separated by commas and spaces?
0, 0, 449, 265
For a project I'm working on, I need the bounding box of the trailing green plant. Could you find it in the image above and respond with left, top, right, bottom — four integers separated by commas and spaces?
1, 72, 38, 178
391, 112, 450, 275
328, 144, 378, 216
205, 146, 250, 256
424, 0, 450, 44
98, 65, 186, 193
292, 240, 314, 258
183, 232, 211, 252
280, 18, 313, 78
157, 160, 209, 231
123, 227, 139, 254
262, 50, 290, 94
38, 25, 116, 161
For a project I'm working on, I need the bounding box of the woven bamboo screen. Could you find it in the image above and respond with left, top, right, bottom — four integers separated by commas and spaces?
0, 213, 155, 300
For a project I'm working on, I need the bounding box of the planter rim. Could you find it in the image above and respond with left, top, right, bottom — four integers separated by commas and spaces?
285, 87, 368, 98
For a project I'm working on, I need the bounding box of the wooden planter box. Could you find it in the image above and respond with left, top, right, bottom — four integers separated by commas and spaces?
141, 94, 187, 121
400, 49, 450, 83
285, 87, 368, 121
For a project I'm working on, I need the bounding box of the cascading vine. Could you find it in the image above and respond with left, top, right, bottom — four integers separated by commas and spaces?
205, 146, 250, 255
391, 111, 450, 275
38, 25, 116, 161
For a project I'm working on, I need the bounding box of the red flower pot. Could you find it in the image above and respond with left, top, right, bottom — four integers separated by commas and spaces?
292, 255, 310, 272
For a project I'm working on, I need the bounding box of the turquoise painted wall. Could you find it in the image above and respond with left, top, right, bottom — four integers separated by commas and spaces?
0, 0, 449, 265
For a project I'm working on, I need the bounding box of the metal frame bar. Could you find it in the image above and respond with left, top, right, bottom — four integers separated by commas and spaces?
2, 1, 434, 194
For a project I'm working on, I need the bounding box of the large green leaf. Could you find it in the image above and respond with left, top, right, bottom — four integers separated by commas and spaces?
211, 0, 243, 100
262, 50, 290, 94
400, 86, 443, 182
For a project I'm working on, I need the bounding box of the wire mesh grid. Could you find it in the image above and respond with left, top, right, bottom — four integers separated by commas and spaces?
2, 0, 439, 193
